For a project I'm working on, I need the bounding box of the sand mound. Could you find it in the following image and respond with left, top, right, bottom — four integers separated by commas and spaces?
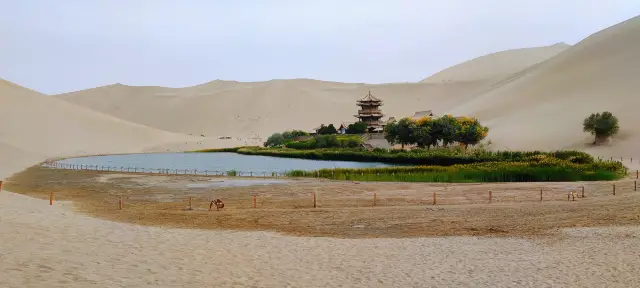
449, 16, 640, 157
0, 79, 224, 178
420, 43, 571, 83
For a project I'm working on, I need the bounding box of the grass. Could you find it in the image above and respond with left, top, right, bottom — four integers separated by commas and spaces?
193, 146, 627, 183
287, 160, 626, 182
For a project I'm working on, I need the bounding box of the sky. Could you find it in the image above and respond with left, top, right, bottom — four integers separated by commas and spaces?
1, 0, 639, 94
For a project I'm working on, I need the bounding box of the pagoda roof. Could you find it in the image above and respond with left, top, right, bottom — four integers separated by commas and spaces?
358, 90, 382, 103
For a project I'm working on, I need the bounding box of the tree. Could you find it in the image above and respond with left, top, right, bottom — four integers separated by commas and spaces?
346, 122, 368, 134
431, 115, 461, 147
317, 124, 337, 135
414, 117, 435, 149
395, 117, 417, 148
282, 130, 309, 141
264, 133, 285, 147
583, 111, 620, 144
456, 117, 488, 149
383, 120, 399, 145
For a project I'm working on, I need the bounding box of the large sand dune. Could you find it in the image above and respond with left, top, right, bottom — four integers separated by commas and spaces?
55, 17, 640, 159
420, 43, 571, 83
2, 15, 640, 288
0, 79, 250, 178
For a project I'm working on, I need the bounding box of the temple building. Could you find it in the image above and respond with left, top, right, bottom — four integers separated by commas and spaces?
354, 91, 385, 133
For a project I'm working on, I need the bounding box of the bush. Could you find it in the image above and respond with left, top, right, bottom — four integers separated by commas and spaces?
583, 111, 620, 144
284, 135, 363, 149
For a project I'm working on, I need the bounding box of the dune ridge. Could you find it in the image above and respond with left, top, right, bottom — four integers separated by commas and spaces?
56, 17, 640, 159
1, 15, 640, 288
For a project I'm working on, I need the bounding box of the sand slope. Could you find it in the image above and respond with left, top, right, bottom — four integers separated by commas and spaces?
56, 79, 494, 138
449, 16, 640, 158
0, 79, 251, 178
420, 43, 571, 83
56, 17, 640, 159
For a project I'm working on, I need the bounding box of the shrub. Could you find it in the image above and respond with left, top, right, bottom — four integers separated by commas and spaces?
583, 111, 620, 144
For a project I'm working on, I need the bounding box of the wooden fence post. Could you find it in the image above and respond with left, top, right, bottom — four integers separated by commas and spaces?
635, 181, 637, 192
540, 189, 543, 201
489, 190, 492, 202
313, 191, 316, 208
0, 180, 3, 192
613, 184, 616, 195
49, 192, 53, 205
118, 196, 123, 210
433, 192, 436, 205
582, 186, 585, 198
189, 196, 192, 210
636, 170, 638, 179
373, 192, 377, 206
253, 195, 257, 208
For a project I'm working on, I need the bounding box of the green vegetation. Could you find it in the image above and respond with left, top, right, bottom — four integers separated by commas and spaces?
583, 111, 620, 144
384, 115, 488, 149
284, 135, 363, 149
346, 122, 368, 134
229, 146, 594, 166
316, 124, 338, 135
286, 160, 625, 182
264, 130, 309, 147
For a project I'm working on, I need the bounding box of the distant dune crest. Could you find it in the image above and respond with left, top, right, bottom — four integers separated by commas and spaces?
2, 16, 639, 180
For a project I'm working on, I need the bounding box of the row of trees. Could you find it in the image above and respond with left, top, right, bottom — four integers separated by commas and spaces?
316, 122, 368, 135
383, 115, 489, 149
264, 130, 309, 147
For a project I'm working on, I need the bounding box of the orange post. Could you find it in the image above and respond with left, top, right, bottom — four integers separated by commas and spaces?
489, 190, 492, 202
49, 192, 53, 205
582, 186, 585, 198
433, 192, 436, 205
118, 196, 123, 210
313, 192, 316, 208
253, 195, 256, 208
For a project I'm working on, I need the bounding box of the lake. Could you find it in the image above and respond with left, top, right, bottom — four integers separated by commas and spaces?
52, 152, 393, 175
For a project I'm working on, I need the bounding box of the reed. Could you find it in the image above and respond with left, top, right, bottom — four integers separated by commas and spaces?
287, 160, 625, 182
224, 147, 595, 166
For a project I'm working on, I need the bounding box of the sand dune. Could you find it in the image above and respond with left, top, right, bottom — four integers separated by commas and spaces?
56, 16, 640, 159
420, 43, 571, 83
2, 15, 640, 288
0, 79, 252, 178
448, 16, 640, 157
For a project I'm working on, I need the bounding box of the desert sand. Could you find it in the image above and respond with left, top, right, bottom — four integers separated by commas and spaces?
1, 15, 640, 288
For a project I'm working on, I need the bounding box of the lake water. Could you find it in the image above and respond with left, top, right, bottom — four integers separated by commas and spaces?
53, 152, 393, 175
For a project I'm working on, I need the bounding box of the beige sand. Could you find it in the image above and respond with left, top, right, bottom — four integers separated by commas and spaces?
54, 17, 640, 161
1, 15, 640, 287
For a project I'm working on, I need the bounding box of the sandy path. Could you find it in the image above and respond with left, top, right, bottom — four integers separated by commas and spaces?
1, 190, 639, 288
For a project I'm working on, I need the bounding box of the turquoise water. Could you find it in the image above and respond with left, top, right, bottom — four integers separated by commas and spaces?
53, 152, 392, 175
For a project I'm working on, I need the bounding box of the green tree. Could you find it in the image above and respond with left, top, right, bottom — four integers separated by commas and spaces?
583, 111, 620, 144
282, 130, 309, 141
456, 118, 489, 149
318, 124, 337, 135
264, 133, 285, 147
414, 118, 435, 149
395, 117, 417, 148
431, 115, 461, 147
383, 121, 399, 145
346, 122, 368, 134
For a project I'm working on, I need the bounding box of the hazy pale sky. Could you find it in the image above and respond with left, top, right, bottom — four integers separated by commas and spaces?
1, 0, 639, 94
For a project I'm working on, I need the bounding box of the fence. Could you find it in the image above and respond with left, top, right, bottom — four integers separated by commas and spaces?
43, 162, 290, 178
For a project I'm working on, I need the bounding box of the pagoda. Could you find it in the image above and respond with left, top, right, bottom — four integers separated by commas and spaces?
354, 90, 385, 132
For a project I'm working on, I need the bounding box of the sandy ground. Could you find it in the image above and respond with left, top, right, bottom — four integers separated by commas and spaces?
6, 166, 640, 240
1, 15, 640, 288
3, 181, 640, 287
